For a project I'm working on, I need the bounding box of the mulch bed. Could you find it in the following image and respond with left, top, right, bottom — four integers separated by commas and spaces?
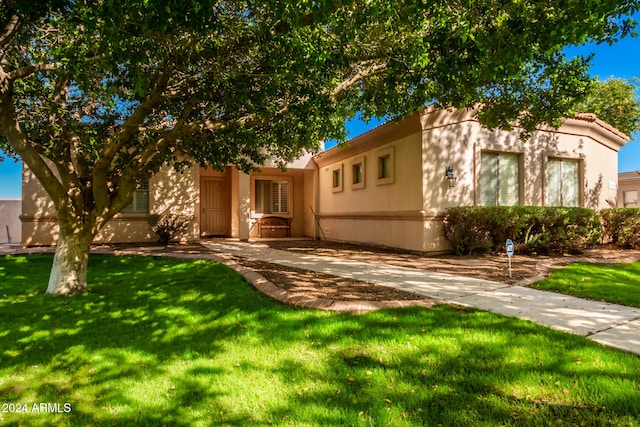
237, 258, 430, 302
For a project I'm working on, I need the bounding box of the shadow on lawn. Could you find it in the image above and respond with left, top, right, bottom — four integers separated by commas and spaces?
0, 254, 261, 425
1, 254, 639, 426
260, 307, 640, 426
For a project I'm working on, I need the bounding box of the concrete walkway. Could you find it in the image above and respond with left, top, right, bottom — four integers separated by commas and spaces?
202, 240, 640, 356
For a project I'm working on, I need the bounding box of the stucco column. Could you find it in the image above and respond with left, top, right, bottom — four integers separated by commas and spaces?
238, 171, 251, 240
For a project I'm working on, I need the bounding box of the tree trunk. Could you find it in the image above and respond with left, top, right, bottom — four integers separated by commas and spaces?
46, 227, 94, 295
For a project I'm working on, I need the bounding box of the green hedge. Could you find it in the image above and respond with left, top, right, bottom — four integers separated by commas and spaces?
442, 206, 602, 256
600, 208, 640, 249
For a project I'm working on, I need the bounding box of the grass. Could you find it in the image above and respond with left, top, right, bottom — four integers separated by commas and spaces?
1, 254, 640, 426
532, 261, 640, 308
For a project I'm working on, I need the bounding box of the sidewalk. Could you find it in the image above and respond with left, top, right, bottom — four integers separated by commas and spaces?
202, 240, 640, 356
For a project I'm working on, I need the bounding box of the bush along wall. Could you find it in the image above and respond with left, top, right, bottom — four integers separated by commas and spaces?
442, 206, 602, 256
600, 208, 640, 249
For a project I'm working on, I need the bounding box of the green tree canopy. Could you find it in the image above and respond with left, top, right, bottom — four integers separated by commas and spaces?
0, 0, 638, 294
574, 77, 640, 136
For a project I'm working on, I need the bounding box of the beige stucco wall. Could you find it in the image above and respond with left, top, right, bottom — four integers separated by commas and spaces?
0, 199, 21, 244
421, 109, 624, 212
312, 108, 627, 253
314, 117, 429, 251
21, 164, 198, 246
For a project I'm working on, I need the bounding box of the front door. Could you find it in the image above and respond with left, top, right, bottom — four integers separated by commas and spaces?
200, 177, 228, 236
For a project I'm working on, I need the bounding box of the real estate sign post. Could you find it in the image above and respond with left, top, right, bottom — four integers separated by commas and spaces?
506, 239, 515, 279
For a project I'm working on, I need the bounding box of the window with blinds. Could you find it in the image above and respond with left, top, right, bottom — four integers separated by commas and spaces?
122, 182, 150, 213
547, 158, 579, 207
255, 180, 289, 214
480, 152, 520, 206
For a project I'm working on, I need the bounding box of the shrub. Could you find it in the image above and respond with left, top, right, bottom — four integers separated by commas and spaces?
147, 212, 193, 245
601, 208, 640, 249
443, 206, 602, 256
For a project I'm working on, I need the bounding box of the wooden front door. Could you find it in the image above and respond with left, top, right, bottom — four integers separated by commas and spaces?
200, 177, 228, 236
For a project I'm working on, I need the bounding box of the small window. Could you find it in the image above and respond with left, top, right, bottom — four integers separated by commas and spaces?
378, 155, 391, 179
547, 158, 580, 207
623, 190, 638, 207
255, 180, 289, 214
351, 156, 365, 190
122, 182, 149, 213
332, 165, 343, 193
376, 147, 394, 185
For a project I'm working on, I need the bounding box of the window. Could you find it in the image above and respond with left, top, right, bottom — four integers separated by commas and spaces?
331, 165, 343, 193
351, 156, 365, 190
547, 158, 579, 207
255, 179, 289, 214
122, 182, 149, 213
376, 147, 394, 185
623, 190, 638, 207
379, 155, 391, 179
480, 152, 520, 206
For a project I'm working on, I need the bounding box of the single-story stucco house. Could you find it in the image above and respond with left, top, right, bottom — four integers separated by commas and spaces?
20, 107, 629, 252
618, 170, 640, 207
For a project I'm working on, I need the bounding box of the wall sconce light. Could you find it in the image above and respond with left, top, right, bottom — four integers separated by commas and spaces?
445, 165, 457, 188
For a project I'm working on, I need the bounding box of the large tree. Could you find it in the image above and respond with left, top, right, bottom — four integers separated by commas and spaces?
574, 77, 640, 136
0, 0, 637, 294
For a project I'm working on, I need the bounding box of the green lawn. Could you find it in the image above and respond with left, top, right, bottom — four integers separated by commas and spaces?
532, 261, 640, 308
1, 254, 640, 426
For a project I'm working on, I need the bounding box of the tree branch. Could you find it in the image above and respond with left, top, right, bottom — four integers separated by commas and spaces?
92, 67, 173, 215
8, 62, 62, 80
0, 14, 21, 49
332, 62, 387, 98
0, 76, 65, 204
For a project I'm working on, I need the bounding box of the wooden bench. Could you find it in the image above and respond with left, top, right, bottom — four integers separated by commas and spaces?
257, 216, 292, 238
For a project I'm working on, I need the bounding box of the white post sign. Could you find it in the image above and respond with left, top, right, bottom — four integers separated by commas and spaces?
506, 239, 514, 278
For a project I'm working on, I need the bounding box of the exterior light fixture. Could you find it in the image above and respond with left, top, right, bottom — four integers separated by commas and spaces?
445, 165, 457, 188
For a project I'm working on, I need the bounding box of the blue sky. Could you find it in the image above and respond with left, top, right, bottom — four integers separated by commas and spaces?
1, 20, 639, 199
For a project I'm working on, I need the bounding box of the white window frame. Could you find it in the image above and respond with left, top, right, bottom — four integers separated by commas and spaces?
254, 178, 291, 215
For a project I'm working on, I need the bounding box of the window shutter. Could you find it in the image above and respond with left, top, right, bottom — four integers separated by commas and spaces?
273, 181, 289, 214
562, 160, 579, 207
547, 159, 562, 206
480, 153, 498, 206
500, 154, 520, 206
547, 159, 579, 206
